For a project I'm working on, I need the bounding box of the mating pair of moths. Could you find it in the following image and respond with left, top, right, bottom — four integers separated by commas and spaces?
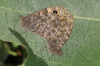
20, 6, 74, 55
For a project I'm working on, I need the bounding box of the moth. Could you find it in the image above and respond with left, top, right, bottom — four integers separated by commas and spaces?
20, 6, 74, 56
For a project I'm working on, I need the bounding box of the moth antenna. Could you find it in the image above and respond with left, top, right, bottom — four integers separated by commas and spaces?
2, 18, 21, 39
66, 54, 71, 58
36, 47, 47, 52
10, 25, 21, 34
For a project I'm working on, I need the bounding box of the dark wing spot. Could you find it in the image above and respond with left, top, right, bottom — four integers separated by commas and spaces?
51, 28, 56, 33
53, 10, 58, 14
53, 23, 58, 28
46, 32, 51, 36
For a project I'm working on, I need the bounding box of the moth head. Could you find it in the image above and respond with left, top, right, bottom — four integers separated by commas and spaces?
19, 15, 26, 28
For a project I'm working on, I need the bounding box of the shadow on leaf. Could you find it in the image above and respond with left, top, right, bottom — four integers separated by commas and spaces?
8, 28, 48, 66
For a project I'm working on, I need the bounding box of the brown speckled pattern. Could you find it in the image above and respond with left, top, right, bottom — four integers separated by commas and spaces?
20, 6, 74, 55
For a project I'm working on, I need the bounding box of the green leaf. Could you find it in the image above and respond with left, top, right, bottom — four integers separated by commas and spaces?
0, 40, 9, 63
0, 0, 100, 66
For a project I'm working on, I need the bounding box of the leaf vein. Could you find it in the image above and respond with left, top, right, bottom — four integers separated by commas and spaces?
0, 6, 100, 21
74, 16, 100, 21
